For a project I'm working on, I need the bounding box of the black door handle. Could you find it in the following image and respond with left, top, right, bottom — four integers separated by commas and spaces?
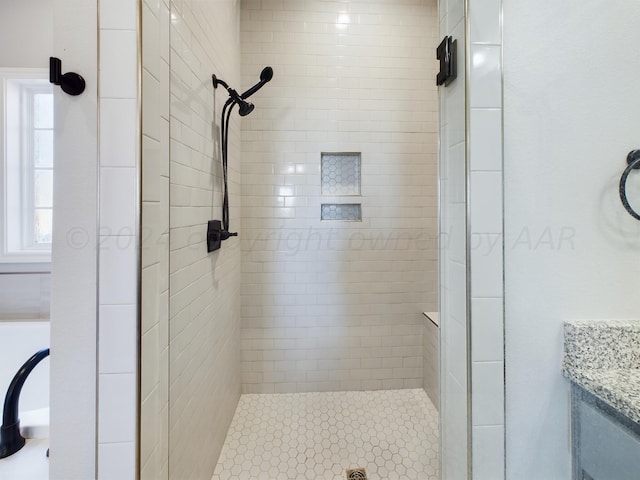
49, 57, 85, 96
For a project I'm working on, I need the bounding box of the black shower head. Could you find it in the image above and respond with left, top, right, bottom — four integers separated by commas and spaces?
228, 91, 255, 116
237, 100, 255, 117
241, 66, 274, 100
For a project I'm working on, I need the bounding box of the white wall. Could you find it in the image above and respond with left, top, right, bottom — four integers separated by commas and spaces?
140, 0, 170, 478
504, 1, 640, 478
0, 0, 52, 68
240, 0, 439, 394
0, 274, 50, 320
49, 0, 98, 477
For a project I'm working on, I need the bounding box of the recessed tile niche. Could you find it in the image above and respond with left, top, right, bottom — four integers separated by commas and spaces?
321, 152, 361, 196
321, 152, 361, 221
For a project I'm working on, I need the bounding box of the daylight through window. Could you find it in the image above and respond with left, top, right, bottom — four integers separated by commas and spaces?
1, 70, 53, 264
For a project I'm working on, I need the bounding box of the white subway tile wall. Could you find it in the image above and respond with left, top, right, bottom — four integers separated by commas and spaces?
438, 0, 468, 476
240, 0, 439, 394
167, 0, 243, 477
97, 0, 139, 478
140, 0, 170, 479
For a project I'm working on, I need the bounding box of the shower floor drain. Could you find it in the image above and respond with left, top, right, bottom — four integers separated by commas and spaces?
346, 468, 367, 479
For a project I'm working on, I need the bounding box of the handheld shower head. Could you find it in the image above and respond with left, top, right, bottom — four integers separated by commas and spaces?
260, 66, 274, 82
241, 66, 274, 99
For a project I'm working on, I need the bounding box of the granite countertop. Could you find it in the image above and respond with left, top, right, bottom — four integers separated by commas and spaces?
562, 319, 640, 425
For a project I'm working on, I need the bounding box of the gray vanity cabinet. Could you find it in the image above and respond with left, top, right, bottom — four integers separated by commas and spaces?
572, 386, 640, 480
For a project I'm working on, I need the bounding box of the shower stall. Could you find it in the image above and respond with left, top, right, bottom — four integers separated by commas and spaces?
140, 0, 445, 478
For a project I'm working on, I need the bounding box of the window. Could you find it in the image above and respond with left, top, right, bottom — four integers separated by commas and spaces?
0, 69, 54, 267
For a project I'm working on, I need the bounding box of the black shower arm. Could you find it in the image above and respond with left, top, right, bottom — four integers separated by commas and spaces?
211, 74, 229, 91
212, 75, 244, 105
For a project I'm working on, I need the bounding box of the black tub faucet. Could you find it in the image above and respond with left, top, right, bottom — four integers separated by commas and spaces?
0, 348, 50, 459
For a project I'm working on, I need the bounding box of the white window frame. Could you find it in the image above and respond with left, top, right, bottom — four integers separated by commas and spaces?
0, 68, 53, 272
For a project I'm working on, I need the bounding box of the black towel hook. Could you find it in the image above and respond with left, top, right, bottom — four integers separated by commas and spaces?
49, 57, 85, 96
619, 149, 640, 221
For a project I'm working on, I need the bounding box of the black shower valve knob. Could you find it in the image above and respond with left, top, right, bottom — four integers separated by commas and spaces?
207, 220, 238, 253
207, 220, 221, 252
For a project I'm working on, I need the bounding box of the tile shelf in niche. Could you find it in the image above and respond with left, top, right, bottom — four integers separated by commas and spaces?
320, 203, 362, 222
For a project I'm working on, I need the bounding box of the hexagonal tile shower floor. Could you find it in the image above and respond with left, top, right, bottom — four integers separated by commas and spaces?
211, 389, 439, 480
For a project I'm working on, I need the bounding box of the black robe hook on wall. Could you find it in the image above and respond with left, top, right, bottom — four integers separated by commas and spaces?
49, 57, 85, 96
